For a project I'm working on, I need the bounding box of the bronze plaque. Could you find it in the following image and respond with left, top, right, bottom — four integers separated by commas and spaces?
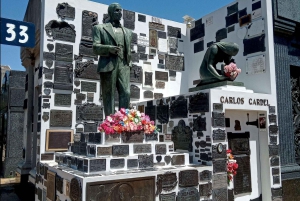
200, 170, 212, 182
212, 174, 227, 189
155, 71, 168, 81
154, 93, 163, 99
234, 156, 252, 195
144, 90, 153, 99
144, 71, 153, 86
86, 177, 155, 201
177, 187, 199, 201
172, 120, 192, 152
170, 96, 188, 118
76, 103, 103, 121
156, 81, 165, 89
46, 129, 73, 151
213, 129, 226, 141
156, 172, 177, 195
133, 144, 152, 154
41, 153, 54, 161
97, 146, 112, 156
159, 192, 176, 201
228, 132, 250, 155
45, 20, 76, 42
179, 170, 198, 187
46, 171, 56, 201
75, 61, 98, 80
79, 41, 97, 58
54, 61, 73, 83
81, 81, 97, 92
54, 94, 71, 106
70, 177, 82, 201
189, 93, 209, 113
50, 110, 72, 127
171, 155, 185, 165
149, 22, 165, 31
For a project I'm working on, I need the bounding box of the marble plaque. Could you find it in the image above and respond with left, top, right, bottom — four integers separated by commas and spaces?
165, 55, 184, 71
167, 26, 181, 38
137, 36, 149, 47
81, 81, 96, 92
76, 103, 103, 121
50, 110, 72, 127
234, 156, 252, 194
138, 154, 154, 169
170, 96, 187, 118
127, 159, 138, 168
156, 172, 177, 195
112, 145, 129, 156
45, 20, 76, 42
213, 129, 226, 141
149, 22, 165, 31
172, 120, 192, 151
82, 10, 98, 41
158, 38, 168, 52
54, 94, 71, 106
90, 159, 106, 172
110, 159, 125, 169
189, 93, 209, 113
55, 43, 73, 62
159, 192, 176, 201
133, 144, 152, 154
177, 187, 199, 201
75, 61, 98, 80
179, 170, 198, 187
171, 155, 185, 165
212, 174, 227, 189
212, 144, 227, 159
213, 160, 227, 173
86, 177, 155, 201
97, 147, 112, 156
155, 144, 167, 154
155, 71, 168, 81
200, 170, 212, 182
130, 85, 140, 99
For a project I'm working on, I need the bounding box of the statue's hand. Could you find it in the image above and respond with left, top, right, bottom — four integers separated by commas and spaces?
109, 46, 121, 55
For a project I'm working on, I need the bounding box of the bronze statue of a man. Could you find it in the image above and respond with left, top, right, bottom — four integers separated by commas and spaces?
93, 3, 132, 117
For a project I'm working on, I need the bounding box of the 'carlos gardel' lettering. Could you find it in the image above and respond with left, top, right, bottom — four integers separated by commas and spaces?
220, 96, 269, 106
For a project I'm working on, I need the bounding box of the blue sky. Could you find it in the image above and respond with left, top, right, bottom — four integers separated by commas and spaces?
1, 0, 233, 71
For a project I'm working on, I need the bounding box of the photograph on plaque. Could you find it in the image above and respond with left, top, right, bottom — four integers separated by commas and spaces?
86, 177, 155, 201
46, 170, 56, 201
45, 129, 73, 151
50, 110, 72, 127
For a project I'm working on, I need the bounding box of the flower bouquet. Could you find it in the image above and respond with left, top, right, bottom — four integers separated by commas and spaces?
98, 108, 158, 143
227, 149, 239, 185
224, 62, 241, 81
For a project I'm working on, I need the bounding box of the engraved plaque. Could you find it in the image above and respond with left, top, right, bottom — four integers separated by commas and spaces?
172, 120, 192, 151
189, 93, 209, 113
138, 14, 146, 22
70, 177, 82, 201
171, 155, 185, 165
133, 144, 152, 154
234, 156, 252, 195
145, 133, 158, 141
124, 20, 135, 30
213, 188, 227, 201
56, 175, 63, 194
212, 144, 227, 159
137, 45, 146, 53
269, 106, 275, 114
155, 71, 168, 81
213, 160, 227, 173
76, 93, 86, 101
130, 65, 143, 83
270, 135, 277, 145
82, 10, 98, 41
140, 53, 148, 60
56, 2, 75, 19
154, 93, 163, 99
44, 81, 54, 88
45, 20, 76, 42
269, 145, 279, 156
97, 146, 112, 156
84, 123, 97, 133
212, 174, 227, 189
193, 116, 206, 131
156, 81, 165, 89
216, 28, 227, 42
170, 96, 187, 118
46, 171, 56, 201
86, 177, 155, 201
157, 105, 169, 124
177, 187, 199, 201
112, 145, 129, 156
165, 55, 184, 71
156, 172, 177, 195
127, 159, 138, 168
144, 71, 153, 87
110, 159, 125, 169
50, 110, 72, 127
138, 154, 154, 169
75, 61, 98, 80
199, 182, 212, 197
269, 114, 277, 124
54, 94, 71, 106
167, 26, 181, 38
90, 159, 106, 172
179, 170, 198, 187
55, 43, 73, 62
168, 37, 178, 49
76, 103, 103, 121
54, 63, 73, 85
270, 156, 280, 166
121, 132, 144, 143
155, 144, 167, 154
130, 85, 140, 99
149, 22, 165, 31
144, 91, 153, 99
41, 153, 54, 161
145, 105, 156, 122
131, 32, 137, 44
228, 132, 250, 155
269, 125, 279, 134
81, 81, 96, 92
213, 129, 226, 141
200, 170, 212, 182
190, 20, 205, 41
159, 192, 176, 201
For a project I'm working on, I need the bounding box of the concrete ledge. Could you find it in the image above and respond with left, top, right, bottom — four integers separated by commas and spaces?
189, 81, 244, 92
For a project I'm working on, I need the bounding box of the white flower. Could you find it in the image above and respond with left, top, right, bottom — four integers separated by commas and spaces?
136, 111, 141, 117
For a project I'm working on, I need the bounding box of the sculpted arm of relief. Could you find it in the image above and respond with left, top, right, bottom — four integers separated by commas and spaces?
92, 25, 113, 56
207, 45, 224, 80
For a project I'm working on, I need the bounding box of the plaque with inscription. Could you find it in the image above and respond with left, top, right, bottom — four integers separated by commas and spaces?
155, 144, 167, 155
212, 174, 227, 189
216, 28, 227, 42
70, 177, 82, 201
46, 171, 56, 201
234, 156, 252, 195
159, 192, 176, 201
44, 52, 56, 61
200, 170, 212, 182
75, 61, 98, 80
213, 129, 226, 141
177, 187, 199, 201
154, 93, 163, 99
170, 96, 187, 118
172, 120, 192, 151
112, 145, 129, 156
86, 177, 155, 201
213, 188, 227, 201
156, 81, 165, 89
110, 159, 125, 169
90, 159, 106, 172
56, 175, 63, 194
165, 55, 184, 71
56, 2, 75, 19
270, 156, 280, 166
269, 106, 275, 114
144, 71, 153, 87
79, 41, 97, 58
199, 182, 212, 197
269, 114, 277, 124
179, 170, 198, 187
130, 65, 143, 83
84, 123, 97, 133
212, 144, 227, 159
269, 145, 279, 156
189, 93, 209, 113
76, 103, 103, 121
133, 144, 152, 154
155, 71, 168, 81
131, 32, 137, 44
82, 10, 98, 41
138, 154, 153, 169
228, 132, 250, 155
167, 26, 181, 38
193, 116, 206, 131
123, 9, 135, 22
44, 81, 54, 88
213, 103, 223, 111
97, 146, 112, 156
149, 22, 165, 31
137, 45, 146, 53
157, 105, 169, 124
50, 110, 72, 127
138, 14, 146, 22
157, 31, 167, 39
156, 172, 177, 195
46, 129, 73, 151
124, 20, 135, 30
127, 159, 138, 168
269, 125, 279, 134
213, 160, 227, 173
54, 94, 71, 106
55, 43, 73, 62
145, 105, 156, 122
81, 81, 97, 92
144, 91, 153, 99
41, 153, 54, 161
45, 20, 76, 42
145, 133, 158, 141
121, 132, 144, 143
171, 155, 185, 165
76, 93, 86, 101
130, 85, 140, 99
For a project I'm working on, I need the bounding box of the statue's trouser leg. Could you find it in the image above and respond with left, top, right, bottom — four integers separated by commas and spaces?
117, 59, 130, 110
100, 69, 117, 117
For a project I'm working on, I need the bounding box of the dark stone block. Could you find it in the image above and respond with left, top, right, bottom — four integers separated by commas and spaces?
190, 22, 205, 42
282, 179, 300, 200
243, 34, 266, 56
216, 28, 227, 42
138, 14, 146, 22
10, 89, 25, 107
252, 1, 261, 11
238, 8, 247, 18
227, 2, 238, 16
194, 40, 204, 53
228, 25, 235, 33
226, 12, 238, 27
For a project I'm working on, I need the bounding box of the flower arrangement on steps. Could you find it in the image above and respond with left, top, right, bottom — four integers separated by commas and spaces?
227, 149, 239, 185
98, 108, 159, 143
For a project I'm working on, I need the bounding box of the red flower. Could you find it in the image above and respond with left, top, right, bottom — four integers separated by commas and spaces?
233, 163, 238, 170
226, 149, 232, 154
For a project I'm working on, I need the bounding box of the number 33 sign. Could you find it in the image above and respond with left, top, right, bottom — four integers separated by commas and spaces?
1, 18, 35, 48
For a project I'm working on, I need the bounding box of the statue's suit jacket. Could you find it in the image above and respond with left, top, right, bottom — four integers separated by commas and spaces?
92, 23, 132, 73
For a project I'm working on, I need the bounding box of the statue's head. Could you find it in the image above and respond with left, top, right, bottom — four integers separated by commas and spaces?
108, 3, 122, 22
